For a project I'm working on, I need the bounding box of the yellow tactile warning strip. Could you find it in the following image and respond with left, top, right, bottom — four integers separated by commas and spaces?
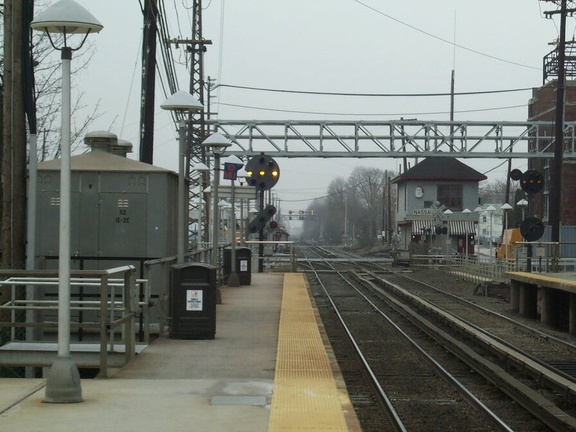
268, 273, 357, 432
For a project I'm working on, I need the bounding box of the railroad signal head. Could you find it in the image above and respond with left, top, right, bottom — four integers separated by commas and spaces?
245, 154, 280, 190
520, 169, 544, 194
246, 205, 277, 235
509, 168, 523, 181
520, 216, 545, 242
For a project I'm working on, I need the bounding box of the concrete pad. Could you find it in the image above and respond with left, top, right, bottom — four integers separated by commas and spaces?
0, 273, 284, 432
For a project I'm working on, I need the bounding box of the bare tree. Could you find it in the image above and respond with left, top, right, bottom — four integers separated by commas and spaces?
32, 26, 102, 160
347, 167, 387, 247
479, 177, 508, 204
302, 166, 395, 248
0, 0, 102, 272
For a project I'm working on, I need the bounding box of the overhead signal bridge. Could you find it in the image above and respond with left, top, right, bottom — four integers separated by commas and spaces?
205, 119, 576, 159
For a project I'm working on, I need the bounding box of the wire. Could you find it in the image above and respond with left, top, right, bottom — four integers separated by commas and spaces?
215, 83, 532, 97
120, 32, 143, 137
217, 101, 526, 117
352, 0, 540, 70
482, 159, 509, 176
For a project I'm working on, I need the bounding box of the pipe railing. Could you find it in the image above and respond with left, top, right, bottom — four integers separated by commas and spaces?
0, 266, 142, 377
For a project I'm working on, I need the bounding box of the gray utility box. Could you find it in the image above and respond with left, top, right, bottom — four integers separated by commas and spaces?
170, 263, 217, 339
223, 247, 252, 285
36, 149, 178, 259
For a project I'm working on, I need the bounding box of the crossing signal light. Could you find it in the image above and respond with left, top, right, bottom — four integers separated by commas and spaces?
509, 169, 522, 181
520, 216, 545, 242
245, 154, 280, 190
520, 169, 544, 194
246, 205, 276, 235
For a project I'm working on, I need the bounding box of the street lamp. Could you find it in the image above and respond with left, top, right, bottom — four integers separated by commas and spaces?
202, 133, 232, 271
517, 198, 528, 220
486, 205, 497, 260
462, 208, 471, 259
501, 203, 513, 230
160, 91, 204, 263
500, 203, 513, 259
31, 0, 102, 404
222, 155, 244, 287
236, 167, 249, 246
474, 205, 483, 256
444, 209, 453, 255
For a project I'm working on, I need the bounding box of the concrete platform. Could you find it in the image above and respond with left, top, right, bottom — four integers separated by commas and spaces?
507, 271, 576, 334
0, 272, 361, 431
0, 273, 283, 432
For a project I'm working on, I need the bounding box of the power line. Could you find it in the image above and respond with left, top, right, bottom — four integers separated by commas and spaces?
352, 0, 540, 70
217, 101, 527, 117
215, 83, 532, 98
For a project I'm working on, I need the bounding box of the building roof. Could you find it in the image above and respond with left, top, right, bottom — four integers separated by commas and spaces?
38, 150, 175, 174
392, 157, 487, 183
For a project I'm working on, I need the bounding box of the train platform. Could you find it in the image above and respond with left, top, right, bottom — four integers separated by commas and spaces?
0, 272, 361, 432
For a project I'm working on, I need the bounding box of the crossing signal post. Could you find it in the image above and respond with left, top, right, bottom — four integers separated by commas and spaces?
511, 168, 546, 272
245, 154, 281, 272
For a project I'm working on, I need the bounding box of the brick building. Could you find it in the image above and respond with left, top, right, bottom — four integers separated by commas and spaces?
527, 80, 576, 225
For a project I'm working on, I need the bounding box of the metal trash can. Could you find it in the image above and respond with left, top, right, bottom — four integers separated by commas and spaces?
223, 246, 252, 285
170, 262, 216, 339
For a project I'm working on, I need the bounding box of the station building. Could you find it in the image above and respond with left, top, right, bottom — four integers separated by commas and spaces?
392, 158, 486, 255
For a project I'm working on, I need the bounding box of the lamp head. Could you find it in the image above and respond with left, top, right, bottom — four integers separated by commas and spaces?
161, 91, 203, 112
192, 162, 210, 171
31, 0, 102, 35
202, 133, 232, 156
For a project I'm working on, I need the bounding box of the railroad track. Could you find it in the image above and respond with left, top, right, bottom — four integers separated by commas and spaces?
298, 243, 576, 431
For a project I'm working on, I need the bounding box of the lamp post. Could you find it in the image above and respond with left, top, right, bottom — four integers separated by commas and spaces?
222, 155, 244, 287
500, 203, 513, 260
486, 205, 497, 260
31, 0, 102, 404
517, 198, 528, 220
444, 209, 453, 255
236, 167, 249, 246
202, 133, 232, 272
474, 205, 483, 256
462, 208, 471, 259
160, 91, 203, 263
501, 203, 513, 231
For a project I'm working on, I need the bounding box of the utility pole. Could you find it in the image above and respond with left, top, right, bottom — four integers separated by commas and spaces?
543, 1, 576, 243
2, 0, 28, 270
169, 0, 212, 243
139, 0, 158, 164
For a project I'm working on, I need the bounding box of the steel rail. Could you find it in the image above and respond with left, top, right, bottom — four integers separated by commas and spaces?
299, 246, 407, 432
358, 271, 576, 431
303, 244, 514, 430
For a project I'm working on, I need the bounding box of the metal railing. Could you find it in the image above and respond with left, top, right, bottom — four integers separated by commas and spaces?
413, 247, 576, 285
244, 241, 297, 272
0, 266, 143, 376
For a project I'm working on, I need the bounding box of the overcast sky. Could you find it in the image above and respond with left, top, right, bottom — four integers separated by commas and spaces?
56, 0, 564, 212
